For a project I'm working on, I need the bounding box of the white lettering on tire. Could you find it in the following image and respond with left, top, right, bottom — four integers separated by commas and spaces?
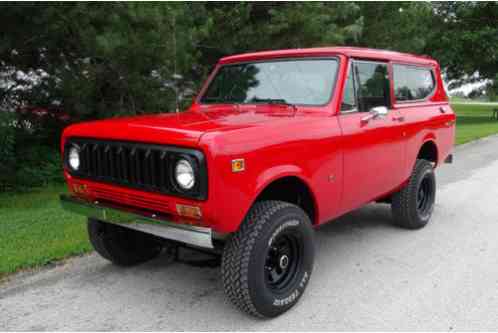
273, 289, 300, 306
299, 271, 309, 288
268, 219, 300, 246
272, 271, 309, 307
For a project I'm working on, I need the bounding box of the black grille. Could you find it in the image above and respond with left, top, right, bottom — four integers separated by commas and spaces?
65, 138, 207, 200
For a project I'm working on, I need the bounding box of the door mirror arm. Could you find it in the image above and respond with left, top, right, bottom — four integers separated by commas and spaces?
361, 106, 389, 123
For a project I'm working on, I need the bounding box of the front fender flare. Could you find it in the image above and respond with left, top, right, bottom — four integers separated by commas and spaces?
246, 164, 319, 224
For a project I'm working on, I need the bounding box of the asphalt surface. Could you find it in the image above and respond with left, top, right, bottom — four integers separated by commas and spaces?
2, 135, 498, 330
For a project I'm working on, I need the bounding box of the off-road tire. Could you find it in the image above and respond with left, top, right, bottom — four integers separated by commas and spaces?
88, 218, 163, 266
392, 159, 436, 229
221, 201, 314, 318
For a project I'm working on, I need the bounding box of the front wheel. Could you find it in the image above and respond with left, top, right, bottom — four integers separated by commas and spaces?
391, 159, 436, 229
87, 218, 164, 266
221, 201, 315, 318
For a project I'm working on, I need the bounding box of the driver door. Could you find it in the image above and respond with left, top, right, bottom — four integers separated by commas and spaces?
338, 60, 406, 212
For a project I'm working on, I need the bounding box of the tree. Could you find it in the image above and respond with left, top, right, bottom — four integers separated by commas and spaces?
2, 1, 497, 190
427, 2, 498, 93
358, 2, 434, 53
195, 3, 362, 74
0, 3, 205, 119
0, 3, 209, 190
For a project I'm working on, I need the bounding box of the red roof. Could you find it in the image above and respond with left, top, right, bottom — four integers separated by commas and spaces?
219, 47, 437, 66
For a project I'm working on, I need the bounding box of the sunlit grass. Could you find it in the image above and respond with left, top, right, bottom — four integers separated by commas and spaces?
452, 103, 498, 145
0, 184, 91, 279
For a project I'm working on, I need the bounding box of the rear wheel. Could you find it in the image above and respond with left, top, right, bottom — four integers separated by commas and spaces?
221, 201, 314, 318
392, 159, 436, 229
88, 218, 164, 266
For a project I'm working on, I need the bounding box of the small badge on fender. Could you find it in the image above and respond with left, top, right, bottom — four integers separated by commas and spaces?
231, 159, 245, 173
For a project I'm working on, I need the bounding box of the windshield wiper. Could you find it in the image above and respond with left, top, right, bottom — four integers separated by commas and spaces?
248, 98, 297, 110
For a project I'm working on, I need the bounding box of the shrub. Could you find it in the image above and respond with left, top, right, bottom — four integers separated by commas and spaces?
0, 112, 16, 191
0, 111, 64, 192
14, 145, 64, 189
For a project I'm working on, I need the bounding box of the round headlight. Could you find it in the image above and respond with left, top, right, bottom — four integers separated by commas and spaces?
175, 159, 195, 190
68, 146, 80, 171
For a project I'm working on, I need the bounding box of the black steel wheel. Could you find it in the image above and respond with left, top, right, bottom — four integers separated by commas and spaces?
222, 201, 314, 318
392, 159, 436, 229
417, 176, 435, 217
265, 233, 301, 291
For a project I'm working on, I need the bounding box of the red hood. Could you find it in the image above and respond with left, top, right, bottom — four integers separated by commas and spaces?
62, 105, 297, 147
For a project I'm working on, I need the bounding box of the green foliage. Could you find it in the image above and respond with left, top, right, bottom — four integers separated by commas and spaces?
2, 2, 496, 120
193, 3, 361, 70
0, 112, 16, 191
0, 112, 15, 158
358, 2, 433, 53
428, 2, 498, 87
0, 111, 63, 192
488, 76, 498, 102
1, 3, 201, 119
1, 2, 497, 192
0, 143, 63, 192
14, 145, 64, 189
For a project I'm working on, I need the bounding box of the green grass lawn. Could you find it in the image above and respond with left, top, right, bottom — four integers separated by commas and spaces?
453, 103, 498, 145
1, 102, 497, 279
0, 184, 91, 279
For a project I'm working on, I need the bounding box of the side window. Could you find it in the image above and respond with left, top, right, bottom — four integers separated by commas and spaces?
340, 65, 357, 112
393, 64, 435, 101
354, 61, 390, 112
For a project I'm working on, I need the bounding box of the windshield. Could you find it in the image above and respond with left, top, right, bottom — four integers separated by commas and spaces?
200, 58, 339, 106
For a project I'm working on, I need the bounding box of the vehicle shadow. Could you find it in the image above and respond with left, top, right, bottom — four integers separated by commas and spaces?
152, 203, 396, 270
317, 203, 394, 235
65, 203, 402, 329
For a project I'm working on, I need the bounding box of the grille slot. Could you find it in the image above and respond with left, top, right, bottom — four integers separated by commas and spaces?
65, 138, 207, 200
79, 142, 168, 191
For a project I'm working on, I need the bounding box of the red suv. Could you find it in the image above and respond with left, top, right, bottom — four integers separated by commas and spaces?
61, 47, 455, 317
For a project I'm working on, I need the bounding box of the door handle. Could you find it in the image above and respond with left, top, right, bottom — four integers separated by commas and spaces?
439, 107, 446, 114
392, 115, 405, 122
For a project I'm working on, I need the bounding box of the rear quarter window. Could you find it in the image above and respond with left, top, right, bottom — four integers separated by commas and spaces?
393, 64, 435, 102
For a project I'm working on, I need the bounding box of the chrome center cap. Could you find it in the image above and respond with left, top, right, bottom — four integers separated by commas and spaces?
279, 255, 289, 269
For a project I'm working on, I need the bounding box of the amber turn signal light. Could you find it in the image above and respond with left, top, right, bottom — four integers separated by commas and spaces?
176, 204, 202, 219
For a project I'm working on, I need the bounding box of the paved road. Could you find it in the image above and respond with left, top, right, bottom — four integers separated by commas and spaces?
2, 136, 498, 330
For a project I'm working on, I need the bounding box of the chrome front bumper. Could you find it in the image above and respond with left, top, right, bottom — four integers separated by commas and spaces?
60, 195, 214, 249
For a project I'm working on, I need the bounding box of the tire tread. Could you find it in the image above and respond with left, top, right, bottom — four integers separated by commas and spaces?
392, 159, 435, 229
221, 200, 295, 318
88, 219, 163, 266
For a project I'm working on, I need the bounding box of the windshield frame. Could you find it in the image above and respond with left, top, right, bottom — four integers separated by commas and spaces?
197, 56, 341, 108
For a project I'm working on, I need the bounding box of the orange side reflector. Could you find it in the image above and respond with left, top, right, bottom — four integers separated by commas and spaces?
176, 204, 202, 219
232, 159, 245, 172
72, 183, 88, 194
